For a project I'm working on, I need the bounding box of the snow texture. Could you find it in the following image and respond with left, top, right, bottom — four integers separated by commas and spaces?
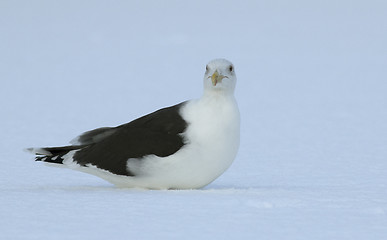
1, 0, 386, 239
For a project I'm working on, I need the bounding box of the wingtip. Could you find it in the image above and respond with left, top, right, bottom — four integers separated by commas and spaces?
24, 147, 52, 155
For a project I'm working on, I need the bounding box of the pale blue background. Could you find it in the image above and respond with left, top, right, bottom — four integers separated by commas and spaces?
1, 1, 386, 239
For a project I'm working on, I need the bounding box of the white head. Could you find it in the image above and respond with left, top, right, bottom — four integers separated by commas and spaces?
203, 59, 237, 95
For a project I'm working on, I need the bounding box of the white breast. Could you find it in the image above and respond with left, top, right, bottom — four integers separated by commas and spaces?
179, 94, 241, 187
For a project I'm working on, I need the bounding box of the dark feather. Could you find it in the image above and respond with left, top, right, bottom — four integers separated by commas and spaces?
33, 145, 85, 164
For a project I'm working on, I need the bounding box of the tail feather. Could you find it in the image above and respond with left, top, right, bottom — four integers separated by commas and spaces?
26, 145, 85, 164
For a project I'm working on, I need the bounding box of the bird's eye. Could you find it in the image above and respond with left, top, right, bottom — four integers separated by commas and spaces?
229, 65, 233, 72
206, 65, 209, 72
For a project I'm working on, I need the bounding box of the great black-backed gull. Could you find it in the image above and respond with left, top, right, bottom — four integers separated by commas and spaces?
27, 59, 240, 189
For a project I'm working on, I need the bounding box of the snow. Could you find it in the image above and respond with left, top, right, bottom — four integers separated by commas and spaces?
1, 0, 387, 239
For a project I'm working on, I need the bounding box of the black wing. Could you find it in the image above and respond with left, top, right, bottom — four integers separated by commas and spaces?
72, 101, 188, 176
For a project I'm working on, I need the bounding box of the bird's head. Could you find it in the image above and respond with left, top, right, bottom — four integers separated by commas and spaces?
203, 59, 236, 95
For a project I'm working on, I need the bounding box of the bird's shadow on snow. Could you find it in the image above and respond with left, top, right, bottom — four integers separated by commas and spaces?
3, 183, 324, 194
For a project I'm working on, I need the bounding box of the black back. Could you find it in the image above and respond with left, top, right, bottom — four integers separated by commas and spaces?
73, 102, 188, 176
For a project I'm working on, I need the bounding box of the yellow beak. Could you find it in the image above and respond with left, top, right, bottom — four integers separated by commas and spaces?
210, 70, 228, 86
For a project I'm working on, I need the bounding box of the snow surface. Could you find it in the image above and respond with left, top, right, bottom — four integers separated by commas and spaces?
1, 0, 387, 239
